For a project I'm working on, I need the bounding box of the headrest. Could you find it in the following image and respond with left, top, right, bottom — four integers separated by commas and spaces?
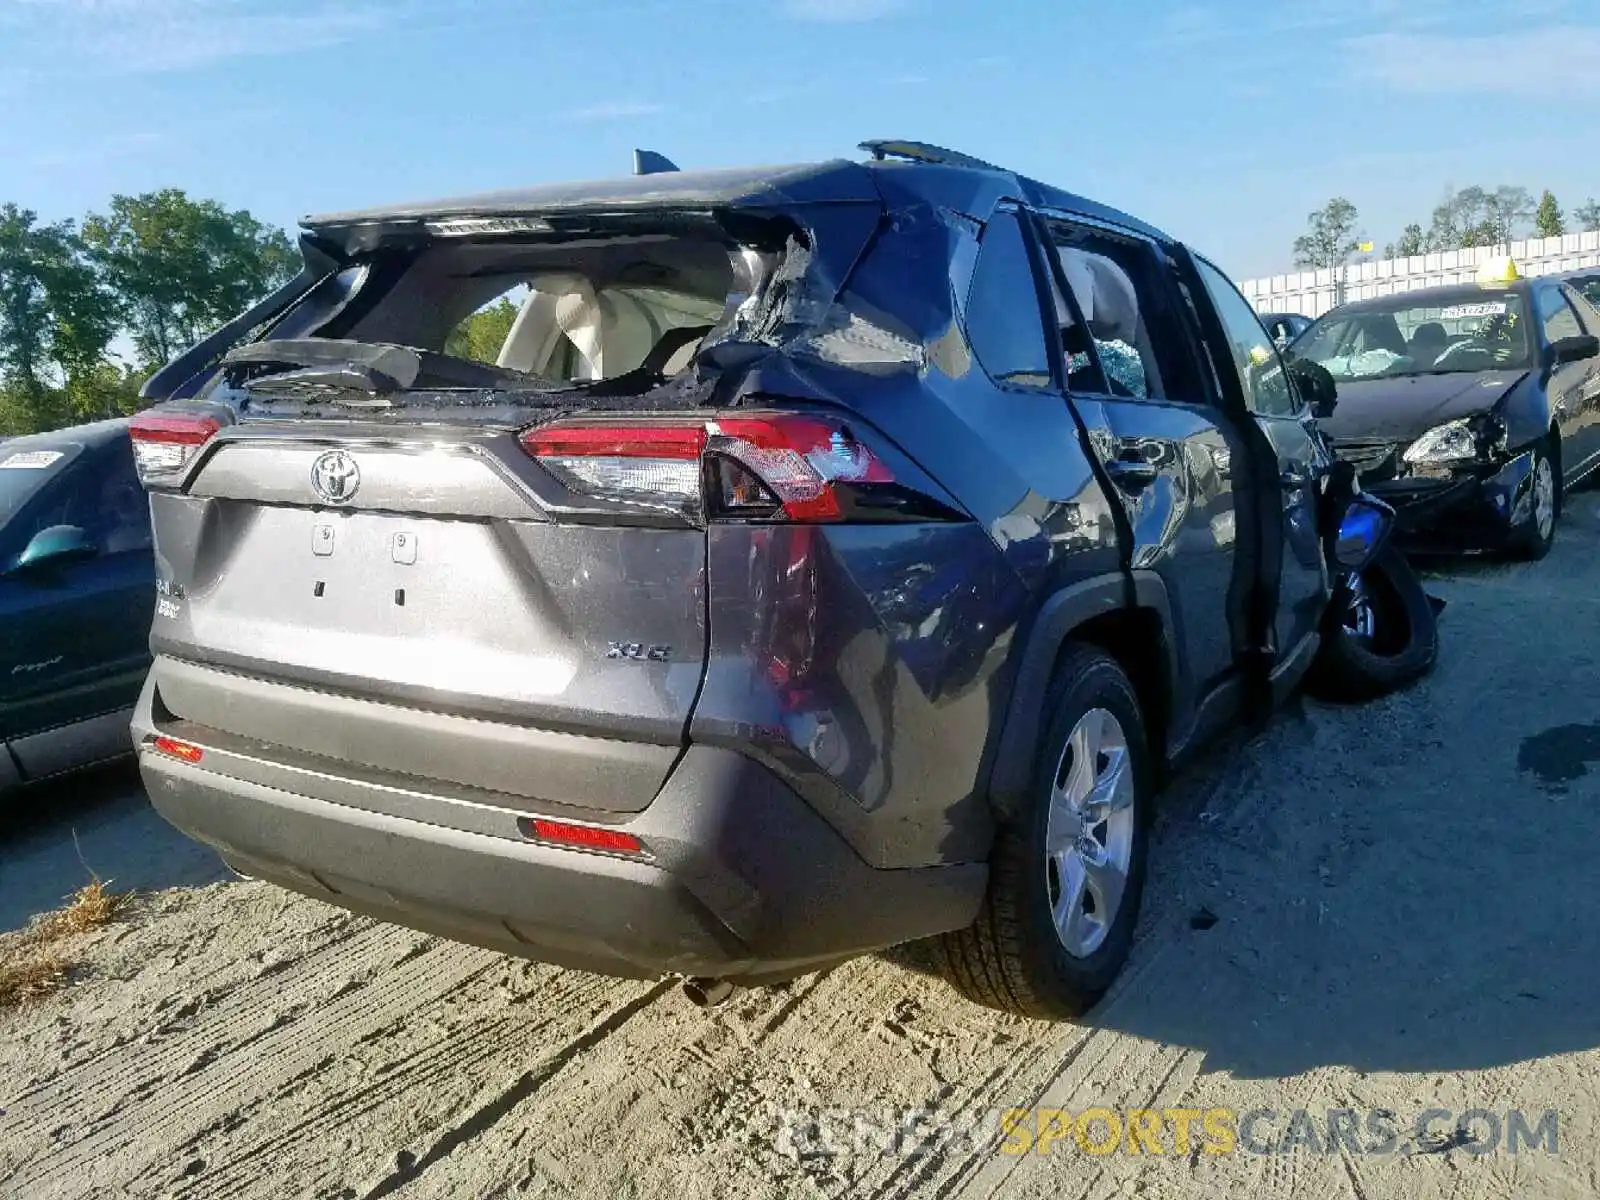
1058, 248, 1141, 344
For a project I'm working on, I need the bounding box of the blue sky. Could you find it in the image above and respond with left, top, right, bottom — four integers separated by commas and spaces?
2, 0, 1597, 281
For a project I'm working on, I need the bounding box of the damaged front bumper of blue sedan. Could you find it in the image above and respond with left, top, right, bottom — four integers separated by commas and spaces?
1364, 447, 1537, 553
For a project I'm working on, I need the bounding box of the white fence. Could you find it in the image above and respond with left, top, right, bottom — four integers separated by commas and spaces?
1238, 231, 1600, 319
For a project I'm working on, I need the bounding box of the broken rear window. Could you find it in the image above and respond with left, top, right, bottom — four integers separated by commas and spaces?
242, 230, 771, 392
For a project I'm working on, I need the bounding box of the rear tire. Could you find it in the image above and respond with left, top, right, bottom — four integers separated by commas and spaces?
1508, 439, 1558, 561
1303, 545, 1438, 703
933, 646, 1151, 1019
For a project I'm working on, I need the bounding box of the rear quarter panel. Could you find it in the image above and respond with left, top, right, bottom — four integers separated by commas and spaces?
691, 521, 1025, 869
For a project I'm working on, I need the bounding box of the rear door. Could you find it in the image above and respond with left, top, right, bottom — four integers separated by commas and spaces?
1030, 213, 1248, 708
0, 437, 154, 751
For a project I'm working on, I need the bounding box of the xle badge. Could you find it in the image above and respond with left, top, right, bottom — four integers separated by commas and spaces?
607, 642, 672, 662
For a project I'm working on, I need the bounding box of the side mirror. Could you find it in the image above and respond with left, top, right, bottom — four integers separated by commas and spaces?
1330, 496, 1394, 572
7, 525, 97, 577
1549, 334, 1600, 366
1284, 355, 1339, 418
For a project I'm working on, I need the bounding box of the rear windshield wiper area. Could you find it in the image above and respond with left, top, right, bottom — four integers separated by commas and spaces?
222, 339, 556, 404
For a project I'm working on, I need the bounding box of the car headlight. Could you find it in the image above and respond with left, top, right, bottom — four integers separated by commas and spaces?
1403, 418, 1489, 466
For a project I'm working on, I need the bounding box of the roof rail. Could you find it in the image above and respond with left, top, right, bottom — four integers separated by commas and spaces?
858, 139, 1002, 172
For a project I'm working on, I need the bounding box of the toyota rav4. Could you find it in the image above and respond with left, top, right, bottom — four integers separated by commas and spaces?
128, 141, 1435, 1018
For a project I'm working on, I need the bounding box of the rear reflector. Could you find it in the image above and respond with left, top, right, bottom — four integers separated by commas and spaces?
519, 412, 893, 522
128, 411, 222, 486
149, 735, 204, 764
520, 817, 644, 856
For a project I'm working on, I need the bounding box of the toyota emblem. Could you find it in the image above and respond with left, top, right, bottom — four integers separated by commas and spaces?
310, 450, 361, 504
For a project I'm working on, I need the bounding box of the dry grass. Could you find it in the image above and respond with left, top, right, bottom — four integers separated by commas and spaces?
0, 879, 131, 1011
39, 879, 128, 938
0, 948, 72, 1009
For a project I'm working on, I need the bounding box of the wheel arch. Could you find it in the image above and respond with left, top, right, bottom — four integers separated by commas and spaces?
985, 572, 1181, 820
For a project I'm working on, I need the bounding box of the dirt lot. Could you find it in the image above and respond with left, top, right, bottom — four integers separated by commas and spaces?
6, 505, 1600, 1200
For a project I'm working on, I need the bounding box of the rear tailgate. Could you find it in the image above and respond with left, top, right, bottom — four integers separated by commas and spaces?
146, 426, 704, 813
134, 189, 887, 816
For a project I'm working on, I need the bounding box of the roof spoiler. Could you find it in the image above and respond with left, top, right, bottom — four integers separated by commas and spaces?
859, 139, 1001, 172
633, 149, 680, 176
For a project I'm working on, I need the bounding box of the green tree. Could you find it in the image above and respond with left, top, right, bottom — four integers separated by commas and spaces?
445, 297, 519, 363
1535, 190, 1565, 239
81, 189, 296, 369
1424, 185, 1533, 251
1425, 188, 1466, 252
1293, 198, 1363, 269
1390, 223, 1425, 259
0, 204, 57, 416
1575, 199, 1600, 233
0, 204, 119, 434
1483, 186, 1533, 244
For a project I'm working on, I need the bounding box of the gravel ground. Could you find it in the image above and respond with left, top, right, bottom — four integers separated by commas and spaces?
5, 500, 1600, 1199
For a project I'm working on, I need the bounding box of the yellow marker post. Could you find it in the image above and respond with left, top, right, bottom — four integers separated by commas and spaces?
1476, 256, 1521, 285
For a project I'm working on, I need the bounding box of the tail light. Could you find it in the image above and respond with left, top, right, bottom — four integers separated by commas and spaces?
518, 817, 644, 856
519, 412, 894, 522
128, 412, 222, 486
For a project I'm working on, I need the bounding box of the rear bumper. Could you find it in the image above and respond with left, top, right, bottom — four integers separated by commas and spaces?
134, 680, 984, 982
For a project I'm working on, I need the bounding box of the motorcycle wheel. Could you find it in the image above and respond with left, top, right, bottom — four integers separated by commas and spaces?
1303, 545, 1438, 703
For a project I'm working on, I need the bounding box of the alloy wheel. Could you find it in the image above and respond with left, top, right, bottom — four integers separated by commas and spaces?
1343, 575, 1377, 642
1532, 456, 1555, 542
1044, 707, 1136, 958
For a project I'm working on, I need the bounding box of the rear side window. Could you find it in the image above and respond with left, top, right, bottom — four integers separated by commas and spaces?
963, 211, 1052, 388
0, 443, 81, 526
1537, 287, 1583, 343
1562, 287, 1594, 333
0, 444, 94, 560
89, 440, 152, 555
1043, 221, 1206, 404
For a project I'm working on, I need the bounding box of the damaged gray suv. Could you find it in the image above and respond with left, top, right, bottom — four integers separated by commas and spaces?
129, 142, 1435, 1018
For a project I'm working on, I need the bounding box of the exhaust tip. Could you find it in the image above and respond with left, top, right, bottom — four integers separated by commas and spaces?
681, 977, 735, 1009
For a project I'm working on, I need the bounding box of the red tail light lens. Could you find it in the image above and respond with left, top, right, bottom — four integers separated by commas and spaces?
710, 415, 893, 521
518, 412, 894, 522
148, 735, 204, 764
520, 817, 644, 856
128, 412, 222, 486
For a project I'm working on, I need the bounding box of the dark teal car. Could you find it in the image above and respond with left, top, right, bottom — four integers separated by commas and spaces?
0, 419, 155, 790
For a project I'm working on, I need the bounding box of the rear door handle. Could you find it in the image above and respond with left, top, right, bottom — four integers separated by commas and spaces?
1105, 459, 1159, 491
